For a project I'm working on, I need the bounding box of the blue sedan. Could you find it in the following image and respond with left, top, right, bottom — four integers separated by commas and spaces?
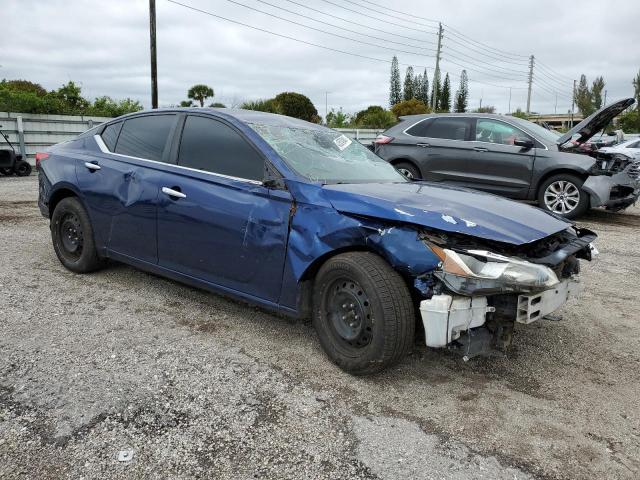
37, 108, 596, 374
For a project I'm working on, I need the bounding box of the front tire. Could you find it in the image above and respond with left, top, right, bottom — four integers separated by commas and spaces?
537, 173, 589, 219
51, 197, 104, 273
394, 161, 421, 180
312, 252, 415, 375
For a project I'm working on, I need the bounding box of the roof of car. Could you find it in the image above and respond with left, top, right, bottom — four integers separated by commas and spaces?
118, 107, 326, 130
398, 113, 517, 122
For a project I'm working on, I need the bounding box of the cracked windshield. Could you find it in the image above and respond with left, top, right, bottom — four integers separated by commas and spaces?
250, 124, 407, 184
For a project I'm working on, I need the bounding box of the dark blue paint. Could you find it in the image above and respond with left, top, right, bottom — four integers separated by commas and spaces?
39, 108, 572, 318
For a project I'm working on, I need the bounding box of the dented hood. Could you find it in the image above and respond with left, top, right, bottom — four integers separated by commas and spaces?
322, 182, 571, 245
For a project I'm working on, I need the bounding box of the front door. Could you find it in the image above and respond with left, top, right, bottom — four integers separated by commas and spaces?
156, 114, 292, 302
465, 118, 536, 198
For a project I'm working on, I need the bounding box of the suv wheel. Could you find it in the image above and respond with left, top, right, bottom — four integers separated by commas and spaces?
538, 174, 589, 219
51, 197, 105, 273
394, 161, 420, 180
312, 252, 415, 375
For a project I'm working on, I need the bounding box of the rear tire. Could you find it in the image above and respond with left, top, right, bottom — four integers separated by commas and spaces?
51, 197, 105, 273
14, 161, 32, 177
394, 161, 421, 180
537, 173, 589, 219
312, 252, 415, 375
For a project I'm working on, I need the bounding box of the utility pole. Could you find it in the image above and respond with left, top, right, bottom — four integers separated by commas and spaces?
431, 23, 443, 110
603, 90, 608, 107
554, 92, 558, 114
526, 55, 534, 114
570, 79, 576, 128
508, 87, 512, 114
149, 0, 158, 109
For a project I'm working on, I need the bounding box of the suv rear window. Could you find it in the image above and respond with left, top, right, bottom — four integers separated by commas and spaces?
406, 117, 470, 140
115, 115, 176, 162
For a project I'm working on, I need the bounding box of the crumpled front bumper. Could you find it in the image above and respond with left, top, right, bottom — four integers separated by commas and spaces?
582, 167, 640, 210
419, 278, 581, 349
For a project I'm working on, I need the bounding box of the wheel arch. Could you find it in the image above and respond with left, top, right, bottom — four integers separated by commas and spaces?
48, 185, 85, 218
388, 157, 422, 177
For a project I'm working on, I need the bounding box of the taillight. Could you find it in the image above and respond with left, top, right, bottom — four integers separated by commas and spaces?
35, 152, 49, 170
374, 135, 394, 145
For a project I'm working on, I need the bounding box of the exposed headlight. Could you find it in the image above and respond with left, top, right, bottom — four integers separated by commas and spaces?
429, 244, 559, 295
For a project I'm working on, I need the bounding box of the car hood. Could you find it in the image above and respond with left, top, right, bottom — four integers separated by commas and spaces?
322, 182, 571, 245
557, 98, 635, 146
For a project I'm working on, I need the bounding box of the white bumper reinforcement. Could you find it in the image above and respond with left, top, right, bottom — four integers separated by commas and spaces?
419, 278, 581, 348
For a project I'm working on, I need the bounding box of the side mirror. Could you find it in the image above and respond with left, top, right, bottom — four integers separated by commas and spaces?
513, 138, 534, 149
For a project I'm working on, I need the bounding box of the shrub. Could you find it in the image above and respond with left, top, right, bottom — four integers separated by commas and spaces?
391, 99, 430, 117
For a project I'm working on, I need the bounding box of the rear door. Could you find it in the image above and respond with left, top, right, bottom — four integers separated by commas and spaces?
78, 113, 178, 264
156, 114, 292, 302
402, 116, 476, 183
465, 118, 537, 198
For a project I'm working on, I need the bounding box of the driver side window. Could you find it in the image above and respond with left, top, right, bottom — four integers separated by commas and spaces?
475, 119, 531, 146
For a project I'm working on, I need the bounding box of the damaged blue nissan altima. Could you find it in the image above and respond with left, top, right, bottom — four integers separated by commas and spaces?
37, 108, 597, 374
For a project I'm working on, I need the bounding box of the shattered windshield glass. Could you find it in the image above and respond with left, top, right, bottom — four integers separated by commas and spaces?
249, 123, 407, 184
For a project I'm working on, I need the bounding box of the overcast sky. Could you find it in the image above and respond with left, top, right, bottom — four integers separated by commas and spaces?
3, 0, 639, 117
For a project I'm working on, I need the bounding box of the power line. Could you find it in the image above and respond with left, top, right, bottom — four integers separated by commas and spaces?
318, 0, 439, 35
165, 0, 434, 70
537, 60, 574, 82
351, 0, 530, 60
283, 0, 437, 46
219, 0, 437, 57
441, 44, 530, 76
341, 0, 440, 29
255, 0, 436, 53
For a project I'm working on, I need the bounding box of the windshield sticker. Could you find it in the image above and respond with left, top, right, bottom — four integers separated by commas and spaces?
333, 134, 352, 151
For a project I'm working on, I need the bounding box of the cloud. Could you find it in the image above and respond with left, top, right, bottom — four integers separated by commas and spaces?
2, 0, 638, 115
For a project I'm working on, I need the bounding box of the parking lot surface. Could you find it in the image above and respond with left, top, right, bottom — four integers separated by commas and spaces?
1, 175, 639, 479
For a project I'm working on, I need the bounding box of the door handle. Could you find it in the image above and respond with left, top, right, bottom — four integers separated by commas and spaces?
84, 161, 101, 171
416, 143, 431, 148
162, 187, 186, 199
473, 146, 489, 152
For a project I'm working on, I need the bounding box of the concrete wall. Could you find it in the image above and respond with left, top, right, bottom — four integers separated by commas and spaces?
0, 112, 111, 165
0, 112, 383, 166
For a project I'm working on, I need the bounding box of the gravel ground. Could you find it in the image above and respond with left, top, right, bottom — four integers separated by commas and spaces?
1, 175, 639, 479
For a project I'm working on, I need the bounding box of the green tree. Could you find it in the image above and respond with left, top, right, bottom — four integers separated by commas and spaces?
438, 73, 451, 112
0, 79, 47, 96
473, 105, 496, 113
89, 96, 142, 117
413, 73, 422, 102
431, 71, 440, 109
574, 74, 594, 116
617, 109, 640, 132
453, 70, 468, 113
326, 108, 351, 128
403, 66, 415, 101
391, 98, 430, 117
179, 100, 194, 107
209, 102, 226, 108
633, 69, 640, 111
273, 92, 319, 122
240, 98, 282, 114
187, 84, 214, 107
353, 106, 396, 128
55, 81, 89, 113
389, 56, 402, 107
591, 76, 605, 110
511, 108, 528, 119
417, 69, 429, 105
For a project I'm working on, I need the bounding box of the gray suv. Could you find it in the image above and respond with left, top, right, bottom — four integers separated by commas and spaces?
375, 98, 639, 218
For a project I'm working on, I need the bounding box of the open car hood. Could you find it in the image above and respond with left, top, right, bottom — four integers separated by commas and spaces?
557, 98, 635, 147
322, 182, 571, 245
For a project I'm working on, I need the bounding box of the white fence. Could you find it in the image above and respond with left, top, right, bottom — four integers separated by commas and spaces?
0, 112, 111, 164
0, 112, 382, 165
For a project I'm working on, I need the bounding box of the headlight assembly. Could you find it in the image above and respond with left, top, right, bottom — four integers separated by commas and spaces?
428, 244, 559, 295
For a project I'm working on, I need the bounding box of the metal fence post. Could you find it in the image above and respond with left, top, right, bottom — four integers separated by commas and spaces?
16, 116, 27, 159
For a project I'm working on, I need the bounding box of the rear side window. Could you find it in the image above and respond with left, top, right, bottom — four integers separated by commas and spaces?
178, 115, 264, 181
101, 122, 122, 151
626, 141, 640, 148
408, 117, 470, 140
115, 115, 176, 161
